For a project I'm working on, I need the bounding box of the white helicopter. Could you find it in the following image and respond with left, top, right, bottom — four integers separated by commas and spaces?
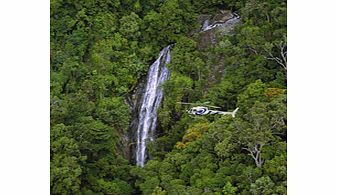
177, 102, 239, 118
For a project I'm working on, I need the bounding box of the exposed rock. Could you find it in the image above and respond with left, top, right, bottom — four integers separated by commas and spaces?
125, 77, 146, 162
213, 10, 233, 23
196, 10, 240, 87
197, 10, 240, 50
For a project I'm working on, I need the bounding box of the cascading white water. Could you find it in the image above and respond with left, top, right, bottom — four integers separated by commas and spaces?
201, 13, 240, 32
136, 45, 171, 167
201, 19, 210, 31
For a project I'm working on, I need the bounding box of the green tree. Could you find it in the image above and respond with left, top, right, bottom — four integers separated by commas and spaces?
223, 182, 237, 195
51, 124, 85, 194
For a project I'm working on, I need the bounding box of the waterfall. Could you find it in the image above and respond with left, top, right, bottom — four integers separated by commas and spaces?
201, 13, 240, 32
135, 45, 171, 167
201, 19, 210, 31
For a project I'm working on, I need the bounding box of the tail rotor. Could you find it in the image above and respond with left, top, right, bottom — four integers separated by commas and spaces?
231, 107, 239, 118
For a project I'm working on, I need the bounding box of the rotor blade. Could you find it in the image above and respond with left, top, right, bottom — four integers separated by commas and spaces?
207, 105, 221, 109
201, 101, 221, 108
177, 102, 194, 105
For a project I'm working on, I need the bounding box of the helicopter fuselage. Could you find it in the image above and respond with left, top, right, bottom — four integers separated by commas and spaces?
187, 106, 209, 115
187, 106, 239, 117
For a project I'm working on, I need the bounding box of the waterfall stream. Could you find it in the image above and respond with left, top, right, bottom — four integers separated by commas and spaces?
201, 13, 240, 32
135, 45, 171, 167
201, 19, 210, 31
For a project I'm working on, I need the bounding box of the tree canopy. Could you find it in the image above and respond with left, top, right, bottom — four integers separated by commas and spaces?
51, 0, 286, 194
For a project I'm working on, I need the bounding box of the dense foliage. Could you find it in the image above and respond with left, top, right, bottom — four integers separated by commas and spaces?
51, 0, 286, 194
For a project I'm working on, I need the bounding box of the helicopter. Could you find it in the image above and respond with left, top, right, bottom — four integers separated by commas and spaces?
177, 102, 239, 118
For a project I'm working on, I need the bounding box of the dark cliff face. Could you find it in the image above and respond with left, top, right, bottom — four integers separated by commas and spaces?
125, 77, 146, 162
197, 10, 240, 50
196, 10, 240, 86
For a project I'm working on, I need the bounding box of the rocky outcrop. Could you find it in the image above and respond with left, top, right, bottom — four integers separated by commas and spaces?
197, 10, 240, 50
195, 10, 241, 86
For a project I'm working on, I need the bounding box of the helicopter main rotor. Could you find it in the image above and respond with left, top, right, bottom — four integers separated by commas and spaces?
177, 101, 221, 109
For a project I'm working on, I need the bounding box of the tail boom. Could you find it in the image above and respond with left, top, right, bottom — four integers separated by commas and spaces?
208, 107, 239, 117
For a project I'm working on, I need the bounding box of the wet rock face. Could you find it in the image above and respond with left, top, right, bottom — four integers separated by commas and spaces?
126, 78, 146, 162
197, 10, 240, 50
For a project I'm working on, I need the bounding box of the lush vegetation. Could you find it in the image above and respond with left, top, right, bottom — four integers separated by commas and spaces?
51, 0, 286, 194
